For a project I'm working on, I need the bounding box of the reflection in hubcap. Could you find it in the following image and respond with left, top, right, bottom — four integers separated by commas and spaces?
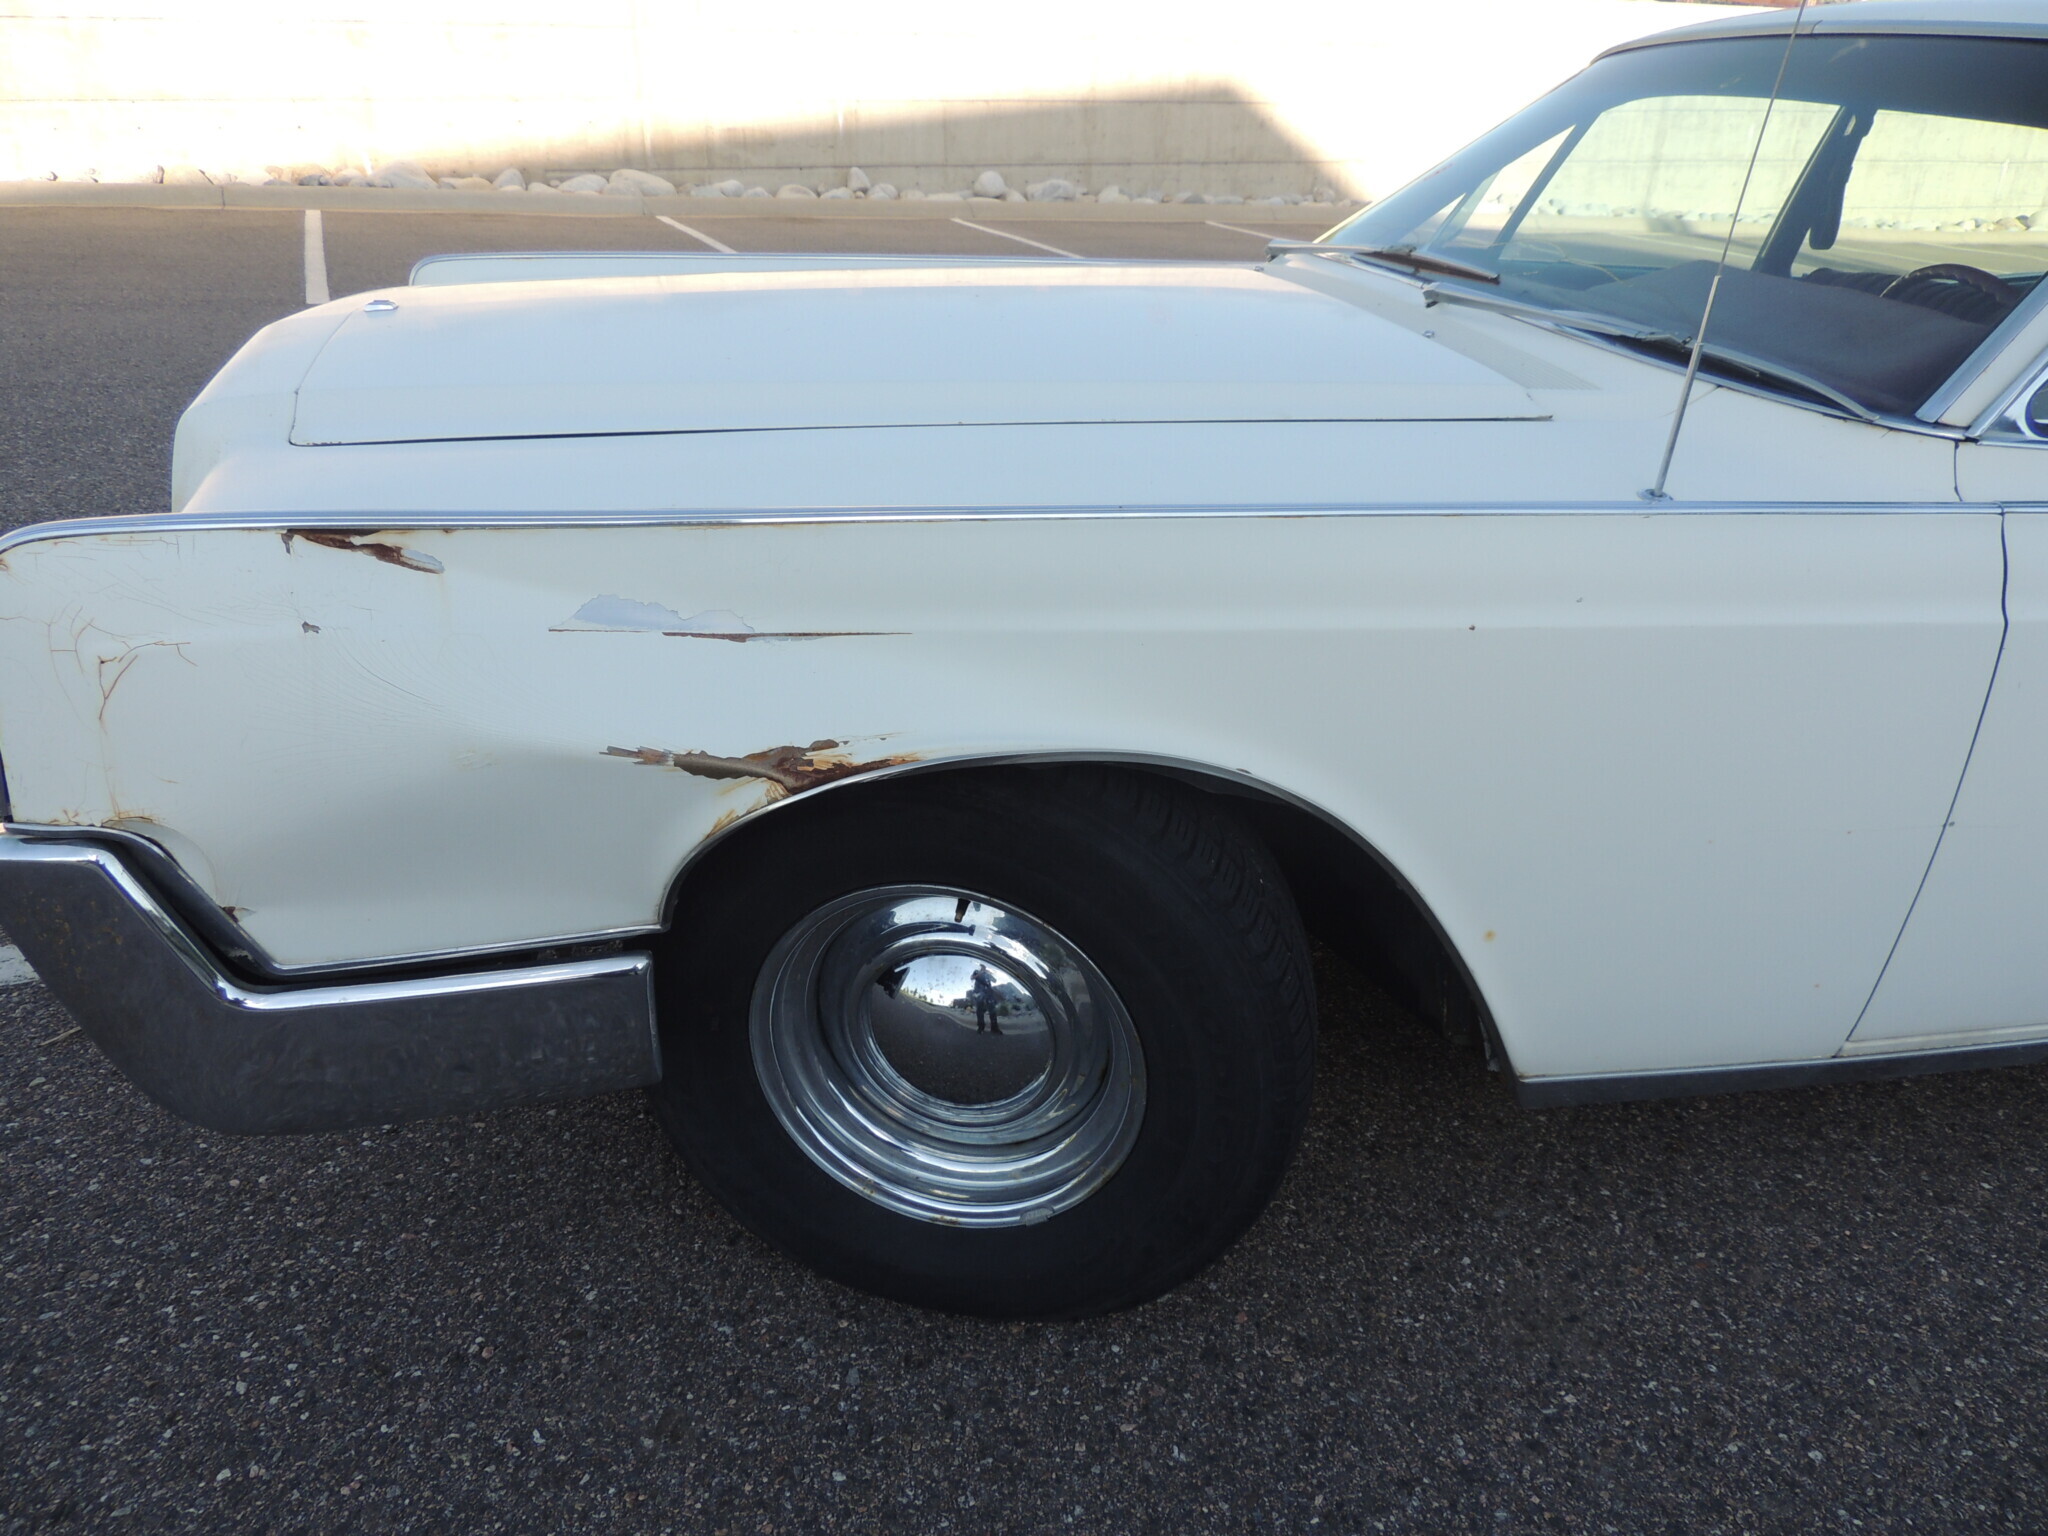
750, 887, 1146, 1227
866, 954, 1053, 1106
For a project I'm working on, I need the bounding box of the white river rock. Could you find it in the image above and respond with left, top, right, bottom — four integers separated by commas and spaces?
606, 167, 676, 196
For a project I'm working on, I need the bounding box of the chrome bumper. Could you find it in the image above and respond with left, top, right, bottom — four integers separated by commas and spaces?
0, 835, 659, 1134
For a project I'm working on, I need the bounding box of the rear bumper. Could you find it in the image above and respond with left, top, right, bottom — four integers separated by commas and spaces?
0, 834, 659, 1134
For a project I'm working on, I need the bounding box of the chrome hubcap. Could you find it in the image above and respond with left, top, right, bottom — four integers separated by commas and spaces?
750, 886, 1145, 1227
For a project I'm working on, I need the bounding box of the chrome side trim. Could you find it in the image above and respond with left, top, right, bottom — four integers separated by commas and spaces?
3, 822, 658, 981
0, 837, 659, 1134
1515, 1035, 2048, 1109
0, 500, 1994, 560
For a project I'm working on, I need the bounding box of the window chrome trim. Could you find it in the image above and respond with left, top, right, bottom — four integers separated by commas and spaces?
1967, 356, 2048, 445
1922, 279, 2048, 428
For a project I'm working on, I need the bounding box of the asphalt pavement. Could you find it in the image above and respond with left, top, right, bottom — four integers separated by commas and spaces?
3, 203, 2048, 1535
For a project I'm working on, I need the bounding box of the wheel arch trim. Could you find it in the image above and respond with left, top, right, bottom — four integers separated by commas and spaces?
656, 748, 1512, 1075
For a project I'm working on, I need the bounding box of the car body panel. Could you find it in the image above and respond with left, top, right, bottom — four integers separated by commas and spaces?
8, 0, 2048, 1128
1853, 501, 2048, 1047
171, 261, 1967, 520
286, 266, 1542, 448
1609, 0, 2048, 51
0, 505, 2001, 1082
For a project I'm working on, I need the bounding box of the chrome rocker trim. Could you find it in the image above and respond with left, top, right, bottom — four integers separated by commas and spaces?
1514, 1037, 2048, 1109
0, 836, 659, 1135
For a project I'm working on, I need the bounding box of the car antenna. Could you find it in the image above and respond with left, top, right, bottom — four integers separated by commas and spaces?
1643, 0, 1811, 502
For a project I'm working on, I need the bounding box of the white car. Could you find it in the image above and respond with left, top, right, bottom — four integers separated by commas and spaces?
3, 0, 2046, 1317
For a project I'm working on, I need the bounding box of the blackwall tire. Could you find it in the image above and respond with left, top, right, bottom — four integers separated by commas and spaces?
648, 767, 1316, 1319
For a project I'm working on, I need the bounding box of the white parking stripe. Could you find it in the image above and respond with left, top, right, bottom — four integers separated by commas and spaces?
0, 944, 37, 987
302, 209, 329, 305
657, 215, 735, 253
1203, 219, 1284, 242
950, 219, 1081, 258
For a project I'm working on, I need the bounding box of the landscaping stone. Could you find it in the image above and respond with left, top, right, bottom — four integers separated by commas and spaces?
606, 167, 676, 196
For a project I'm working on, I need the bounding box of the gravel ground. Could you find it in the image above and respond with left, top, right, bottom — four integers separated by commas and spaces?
4, 204, 2048, 1535
7, 954, 2048, 1534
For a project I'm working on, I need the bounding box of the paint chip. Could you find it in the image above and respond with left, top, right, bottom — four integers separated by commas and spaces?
555, 596, 757, 637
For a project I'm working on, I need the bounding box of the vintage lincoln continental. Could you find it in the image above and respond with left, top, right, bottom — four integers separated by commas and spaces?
3, 0, 2046, 1316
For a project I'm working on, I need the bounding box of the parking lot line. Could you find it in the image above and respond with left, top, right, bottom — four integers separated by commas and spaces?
656, 215, 735, 253
0, 943, 36, 987
1203, 219, 1284, 243
302, 209, 329, 305
950, 219, 1080, 258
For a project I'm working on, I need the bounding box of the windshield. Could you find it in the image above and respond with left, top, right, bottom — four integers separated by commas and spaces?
1327, 35, 2048, 418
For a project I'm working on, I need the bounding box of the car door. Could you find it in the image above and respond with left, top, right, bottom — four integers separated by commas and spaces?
1852, 372, 2048, 1051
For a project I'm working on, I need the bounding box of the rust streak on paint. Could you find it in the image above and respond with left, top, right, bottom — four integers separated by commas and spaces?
602, 739, 916, 795
283, 529, 444, 574
95, 640, 194, 726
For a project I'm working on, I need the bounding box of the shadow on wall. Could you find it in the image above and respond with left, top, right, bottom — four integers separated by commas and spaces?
621, 83, 1352, 199
125, 83, 1356, 202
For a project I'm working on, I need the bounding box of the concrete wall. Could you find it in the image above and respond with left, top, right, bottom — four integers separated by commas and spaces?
1, 1, 1752, 200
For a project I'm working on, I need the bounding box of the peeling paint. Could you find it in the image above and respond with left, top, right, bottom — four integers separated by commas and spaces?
601, 739, 917, 796
659, 628, 905, 643
706, 804, 753, 837
283, 529, 444, 574
551, 595, 899, 642
555, 595, 704, 633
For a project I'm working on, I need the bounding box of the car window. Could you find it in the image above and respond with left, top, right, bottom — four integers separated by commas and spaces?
1440, 98, 1836, 280
1792, 109, 2048, 280
1332, 36, 2048, 420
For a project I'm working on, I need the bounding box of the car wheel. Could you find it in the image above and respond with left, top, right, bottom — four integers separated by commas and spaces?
648, 766, 1317, 1318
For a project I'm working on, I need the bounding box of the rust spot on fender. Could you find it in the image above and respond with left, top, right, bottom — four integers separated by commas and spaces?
283, 529, 444, 574
601, 739, 917, 796
706, 804, 750, 837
